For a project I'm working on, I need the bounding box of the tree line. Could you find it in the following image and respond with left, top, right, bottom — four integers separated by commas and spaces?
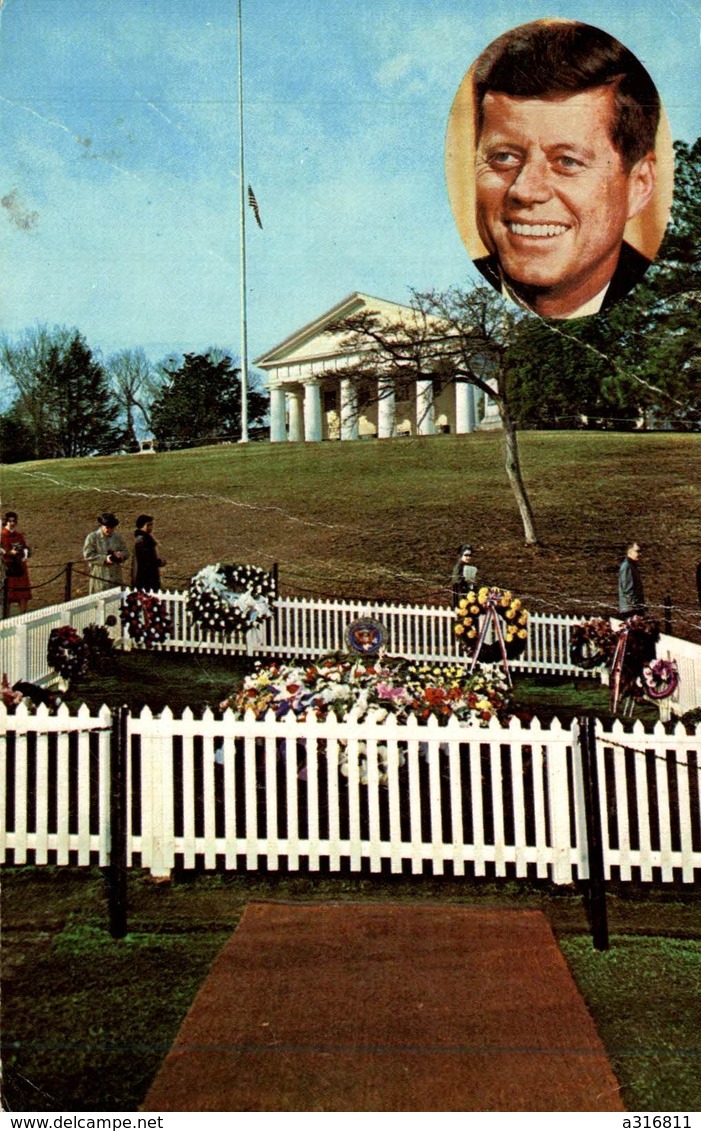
0, 337, 268, 463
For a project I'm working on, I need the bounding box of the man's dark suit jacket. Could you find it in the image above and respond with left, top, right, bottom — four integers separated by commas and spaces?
473, 239, 652, 314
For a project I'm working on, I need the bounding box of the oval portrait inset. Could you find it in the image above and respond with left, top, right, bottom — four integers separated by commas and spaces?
445, 19, 674, 319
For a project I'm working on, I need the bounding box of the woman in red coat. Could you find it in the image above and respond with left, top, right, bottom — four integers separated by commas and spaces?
1, 511, 32, 614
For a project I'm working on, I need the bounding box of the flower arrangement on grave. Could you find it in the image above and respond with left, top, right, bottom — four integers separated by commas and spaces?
622, 614, 660, 662
224, 653, 511, 726
571, 613, 667, 708
453, 586, 529, 661
1, 673, 25, 710
569, 617, 618, 668
640, 657, 679, 700
81, 622, 118, 672
121, 590, 173, 647
187, 563, 276, 637
47, 625, 88, 682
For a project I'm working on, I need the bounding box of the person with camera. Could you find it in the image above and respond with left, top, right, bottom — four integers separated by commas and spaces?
451, 544, 478, 608
83, 512, 129, 594
1, 511, 32, 614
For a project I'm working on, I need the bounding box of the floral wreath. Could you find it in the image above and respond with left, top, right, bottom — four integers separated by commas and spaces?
454, 586, 529, 661
47, 625, 88, 681
569, 618, 618, 669
640, 657, 679, 700
121, 590, 173, 647
187, 563, 276, 637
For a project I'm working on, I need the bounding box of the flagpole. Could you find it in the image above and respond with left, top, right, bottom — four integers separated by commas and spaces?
237, 0, 249, 443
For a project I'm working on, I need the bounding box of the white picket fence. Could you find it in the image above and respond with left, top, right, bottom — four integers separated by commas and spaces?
154, 590, 595, 676
0, 588, 604, 686
0, 589, 123, 688
2, 703, 700, 884
4, 587, 701, 715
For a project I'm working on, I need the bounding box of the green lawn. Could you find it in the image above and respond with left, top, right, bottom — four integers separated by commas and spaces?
2, 432, 699, 640
3, 432, 700, 1111
62, 647, 661, 728
2, 869, 700, 1112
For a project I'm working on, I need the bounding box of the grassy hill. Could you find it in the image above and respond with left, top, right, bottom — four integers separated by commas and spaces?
2, 431, 699, 639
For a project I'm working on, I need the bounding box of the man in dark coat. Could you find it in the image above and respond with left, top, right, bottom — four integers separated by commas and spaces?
474, 240, 652, 315
618, 542, 646, 617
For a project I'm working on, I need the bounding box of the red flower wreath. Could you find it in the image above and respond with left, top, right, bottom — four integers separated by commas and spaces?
121, 590, 172, 647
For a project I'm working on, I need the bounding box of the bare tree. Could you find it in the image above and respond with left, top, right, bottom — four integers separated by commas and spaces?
106, 348, 162, 444
328, 284, 539, 546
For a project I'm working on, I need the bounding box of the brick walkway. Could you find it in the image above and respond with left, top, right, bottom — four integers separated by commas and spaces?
143, 902, 625, 1112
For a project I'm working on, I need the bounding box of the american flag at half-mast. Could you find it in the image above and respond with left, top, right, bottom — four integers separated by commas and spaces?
247, 184, 262, 229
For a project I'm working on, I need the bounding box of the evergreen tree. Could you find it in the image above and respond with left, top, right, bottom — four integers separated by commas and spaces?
0, 326, 123, 459
150, 352, 267, 450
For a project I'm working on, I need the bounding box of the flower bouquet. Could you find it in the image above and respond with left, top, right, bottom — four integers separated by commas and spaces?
187, 563, 276, 638
454, 586, 529, 662
569, 617, 618, 668
47, 625, 88, 683
121, 590, 173, 647
640, 657, 679, 700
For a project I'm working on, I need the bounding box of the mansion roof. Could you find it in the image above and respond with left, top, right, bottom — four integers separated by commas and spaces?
253, 292, 417, 372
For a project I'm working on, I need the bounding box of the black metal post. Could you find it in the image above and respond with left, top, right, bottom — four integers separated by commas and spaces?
578, 715, 609, 950
272, 561, 279, 597
108, 705, 129, 939
64, 561, 73, 603
663, 594, 672, 636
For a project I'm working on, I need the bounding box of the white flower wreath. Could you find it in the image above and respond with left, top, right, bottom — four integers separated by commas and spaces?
187, 562, 276, 637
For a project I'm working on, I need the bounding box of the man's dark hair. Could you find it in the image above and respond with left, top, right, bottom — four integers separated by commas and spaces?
473, 20, 660, 170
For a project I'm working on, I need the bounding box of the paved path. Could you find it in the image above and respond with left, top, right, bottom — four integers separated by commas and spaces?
143, 902, 625, 1112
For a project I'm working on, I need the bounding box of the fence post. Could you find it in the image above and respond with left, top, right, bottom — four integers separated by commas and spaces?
14, 620, 28, 682
663, 594, 672, 636
63, 562, 73, 603
545, 719, 574, 884
108, 704, 129, 939
577, 715, 609, 951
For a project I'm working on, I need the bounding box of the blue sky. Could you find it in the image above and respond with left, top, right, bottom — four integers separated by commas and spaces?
1, 0, 699, 374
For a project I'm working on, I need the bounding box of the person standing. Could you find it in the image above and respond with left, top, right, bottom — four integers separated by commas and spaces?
1, 511, 32, 614
618, 541, 646, 617
83, 512, 129, 593
451, 544, 478, 607
133, 514, 166, 591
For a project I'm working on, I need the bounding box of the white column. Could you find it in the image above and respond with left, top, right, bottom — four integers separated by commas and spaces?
480, 378, 502, 430
467, 383, 476, 432
340, 377, 359, 441
377, 377, 396, 438
454, 382, 469, 434
416, 378, 435, 436
303, 380, 323, 442
269, 387, 287, 442
287, 390, 303, 441
455, 382, 477, 434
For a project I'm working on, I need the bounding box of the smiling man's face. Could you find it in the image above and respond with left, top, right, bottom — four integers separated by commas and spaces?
475, 85, 655, 317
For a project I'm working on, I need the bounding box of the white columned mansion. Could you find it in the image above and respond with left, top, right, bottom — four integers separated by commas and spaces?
254, 293, 501, 442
